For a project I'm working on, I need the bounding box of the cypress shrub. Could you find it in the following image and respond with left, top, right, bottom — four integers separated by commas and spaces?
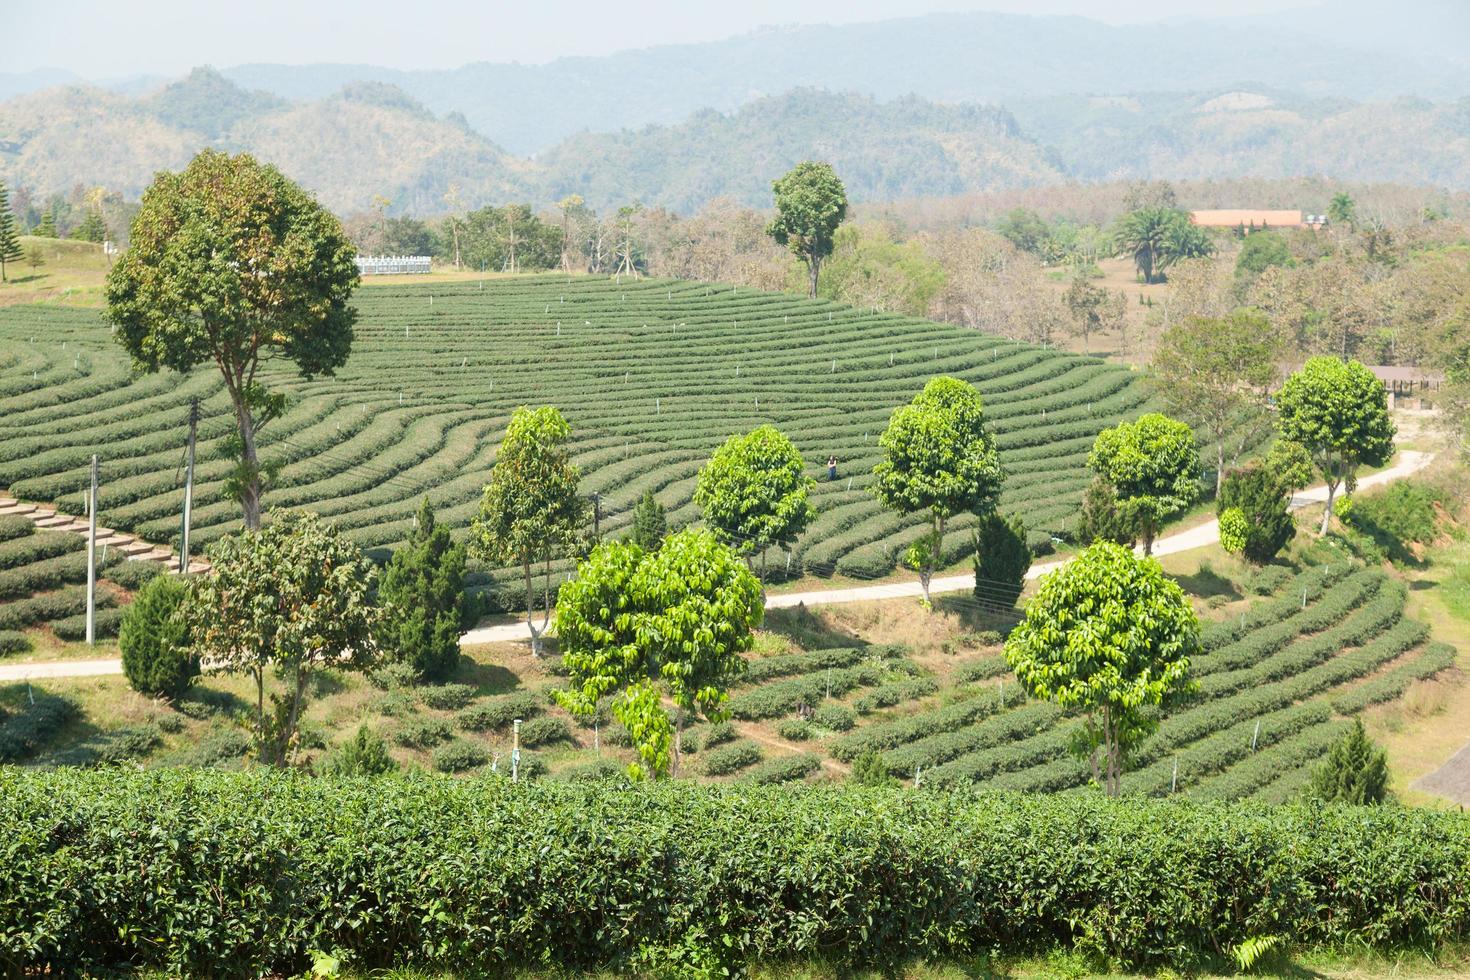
320, 725, 396, 777
379, 498, 466, 681
1308, 719, 1389, 804
118, 574, 197, 699
1218, 465, 1294, 564
973, 512, 1030, 609
628, 489, 667, 551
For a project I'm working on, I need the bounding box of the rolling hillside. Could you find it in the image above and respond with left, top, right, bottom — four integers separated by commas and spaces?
0, 276, 1163, 608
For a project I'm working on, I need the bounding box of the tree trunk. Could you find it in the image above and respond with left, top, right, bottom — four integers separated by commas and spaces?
1142, 521, 1156, 557
523, 558, 542, 658
807, 256, 820, 299
234, 396, 262, 530
254, 667, 266, 764
1216, 443, 1226, 499
1320, 479, 1340, 535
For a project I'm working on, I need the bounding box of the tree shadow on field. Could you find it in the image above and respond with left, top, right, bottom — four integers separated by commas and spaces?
763, 603, 868, 650
932, 593, 1021, 634
451, 658, 521, 696
1175, 562, 1242, 601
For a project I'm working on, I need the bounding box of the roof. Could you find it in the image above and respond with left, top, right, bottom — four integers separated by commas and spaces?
1190, 209, 1304, 228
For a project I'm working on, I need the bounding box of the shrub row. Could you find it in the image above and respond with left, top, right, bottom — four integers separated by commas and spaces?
699, 740, 763, 776
0, 631, 30, 656
0, 690, 79, 762
455, 690, 542, 732
853, 677, 939, 713
743, 753, 822, 785
740, 646, 870, 684
830, 685, 1030, 762
726, 664, 887, 720
4, 770, 1469, 975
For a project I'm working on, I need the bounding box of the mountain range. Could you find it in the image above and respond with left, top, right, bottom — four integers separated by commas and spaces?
2, 5, 1469, 217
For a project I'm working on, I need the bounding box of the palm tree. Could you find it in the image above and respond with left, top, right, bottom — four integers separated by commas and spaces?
1114, 208, 1213, 284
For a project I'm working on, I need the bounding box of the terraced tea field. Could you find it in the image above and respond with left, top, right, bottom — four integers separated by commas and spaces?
0, 275, 1164, 606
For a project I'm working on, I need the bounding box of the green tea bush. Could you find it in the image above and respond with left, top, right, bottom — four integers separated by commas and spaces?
518, 716, 572, 748
744, 753, 822, 784
418, 683, 476, 711
3, 771, 1468, 976
1248, 565, 1292, 596
164, 725, 251, 767
432, 739, 489, 773
105, 558, 166, 591
812, 704, 856, 732
0, 515, 33, 543
1341, 482, 1448, 564
0, 630, 30, 656
50, 607, 124, 641
552, 758, 625, 782
392, 717, 453, 749
701, 721, 736, 748
0, 690, 79, 762
455, 690, 542, 732
320, 726, 396, 777
777, 720, 812, 741
367, 661, 419, 691
699, 740, 762, 776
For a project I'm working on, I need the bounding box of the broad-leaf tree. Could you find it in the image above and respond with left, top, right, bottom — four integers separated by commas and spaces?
694, 424, 815, 584
872, 376, 1005, 605
380, 497, 467, 681
1005, 540, 1199, 796
1151, 309, 1278, 495
1276, 357, 1395, 533
0, 180, 22, 281
1088, 412, 1201, 555
470, 405, 586, 657
555, 529, 761, 779
181, 510, 381, 766
767, 161, 848, 298
106, 150, 359, 529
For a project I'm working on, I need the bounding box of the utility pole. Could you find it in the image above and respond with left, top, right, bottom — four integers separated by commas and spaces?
512, 718, 522, 783
86, 454, 98, 645
179, 399, 198, 574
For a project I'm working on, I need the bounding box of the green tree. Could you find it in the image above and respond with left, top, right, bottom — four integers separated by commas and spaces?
106, 150, 359, 529
181, 510, 381, 766
694, 424, 815, 584
849, 749, 899, 787
1217, 464, 1296, 564
872, 377, 1005, 605
1234, 230, 1293, 282
555, 529, 762, 779
1309, 719, 1388, 804
1063, 275, 1110, 353
1076, 475, 1133, 547
380, 497, 466, 681
817, 224, 945, 317
1151, 310, 1278, 495
1088, 413, 1201, 555
118, 574, 197, 699
996, 208, 1052, 256
25, 245, 44, 269
320, 724, 397, 776
628, 489, 667, 551
973, 512, 1030, 609
1327, 192, 1357, 230
1113, 207, 1213, 284
0, 181, 22, 282
70, 211, 106, 243
1005, 541, 1199, 796
33, 209, 58, 239
767, 161, 848, 298
470, 405, 586, 658
1276, 357, 1395, 533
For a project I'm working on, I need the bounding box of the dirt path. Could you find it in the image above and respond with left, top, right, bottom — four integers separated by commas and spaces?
0, 450, 1436, 682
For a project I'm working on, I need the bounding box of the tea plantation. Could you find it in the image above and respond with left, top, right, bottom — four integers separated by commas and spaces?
0, 275, 1165, 604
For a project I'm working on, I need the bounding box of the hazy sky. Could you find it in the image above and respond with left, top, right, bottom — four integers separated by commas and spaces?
9, 0, 1324, 77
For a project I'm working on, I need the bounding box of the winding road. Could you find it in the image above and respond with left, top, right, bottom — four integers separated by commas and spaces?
0, 450, 1434, 682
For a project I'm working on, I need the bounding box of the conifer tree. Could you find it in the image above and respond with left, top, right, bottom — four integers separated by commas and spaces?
629, 489, 667, 551
1309, 719, 1389, 804
0, 181, 22, 282
380, 497, 467, 680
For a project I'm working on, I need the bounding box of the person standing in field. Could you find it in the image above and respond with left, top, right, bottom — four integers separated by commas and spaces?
827, 455, 838, 481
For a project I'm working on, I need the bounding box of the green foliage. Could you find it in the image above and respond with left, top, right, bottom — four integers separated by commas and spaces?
812, 703, 857, 732
1005, 541, 1200, 795
431, 739, 488, 773
1265, 439, 1316, 493
1233, 933, 1286, 972
392, 717, 453, 749
1339, 481, 1448, 564
1076, 474, 1132, 546
1088, 412, 1200, 554
973, 511, 1030, 609
767, 161, 848, 297
1328, 192, 1357, 229
417, 683, 476, 711
70, 212, 106, 243
367, 661, 419, 692
0, 689, 79, 762
6, 771, 1470, 974
1219, 507, 1249, 555
1276, 357, 1395, 532
556, 529, 762, 778
0, 181, 22, 281
320, 725, 397, 776
182, 510, 381, 766
873, 376, 1005, 602
0, 631, 31, 657
380, 498, 466, 681
106, 149, 359, 528
628, 489, 667, 551
1112, 207, 1213, 284
1309, 719, 1389, 804
105, 558, 165, 591
119, 574, 197, 699
455, 690, 541, 732
818, 223, 946, 317
693, 424, 814, 579
777, 719, 812, 741
849, 749, 900, 787
743, 753, 822, 784
1235, 231, 1293, 278
517, 715, 572, 747
1219, 464, 1296, 563
699, 740, 762, 776
470, 405, 586, 656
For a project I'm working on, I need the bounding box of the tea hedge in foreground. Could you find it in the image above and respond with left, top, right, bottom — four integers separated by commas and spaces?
3, 770, 1469, 976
